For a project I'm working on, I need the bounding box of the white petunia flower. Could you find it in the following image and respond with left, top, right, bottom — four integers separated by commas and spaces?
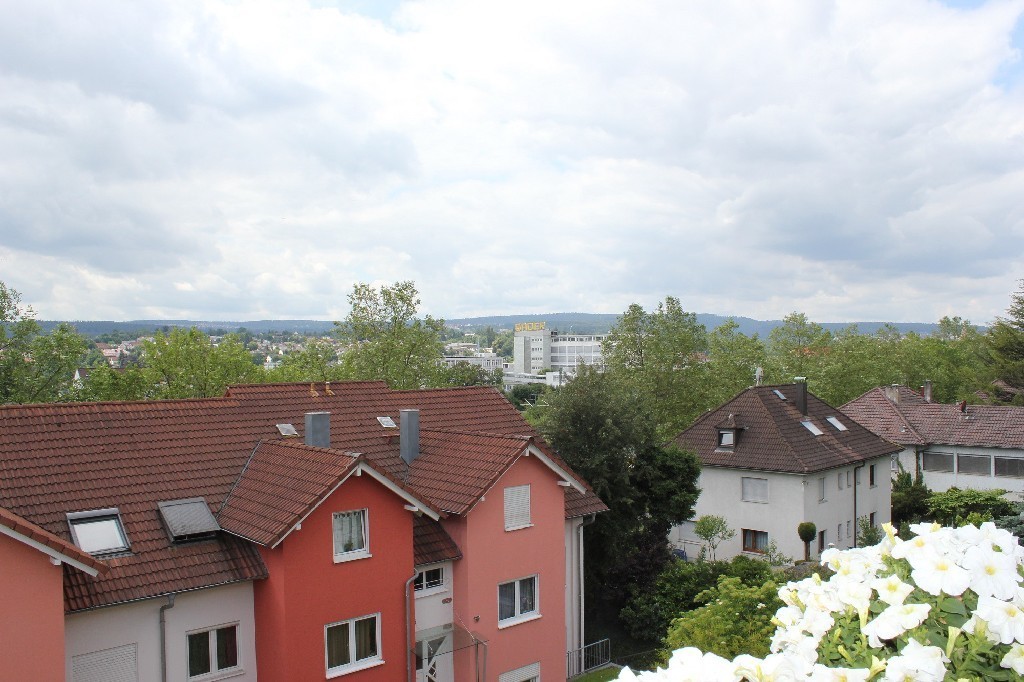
969, 595, 1024, 644
861, 603, 930, 648
962, 543, 1021, 600
870, 574, 914, 606
910, 550, 971, 596
808, 664, 871, 682
1001, 643, 1024, 674
881, 638, 948, 681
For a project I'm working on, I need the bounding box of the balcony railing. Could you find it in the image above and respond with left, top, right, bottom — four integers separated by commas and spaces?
567, 638, 611, 678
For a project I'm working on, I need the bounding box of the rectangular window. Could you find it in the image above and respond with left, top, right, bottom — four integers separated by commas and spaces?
869, 512, 876, 527
325, 614, 380, 675
995, 457, 1024, 479
742, 529, 769, 553
718, 430, 735, 448
414, 567, 444, 592
498, 576, 538, 624
504, 485, 531, 531
891, 454, 899, 472
958, 454, 991, 476
67, 508, 129, 556
838, 473, 844, 490
869, 464, 876, 487
818, 477, 826, 502
333, 510, 368, 561
846, 471, 852, 487
837, 523, 843, 541
741, 477, 768, 503
846, 520, 851, 538
923, 452, 954, 473
498, 662, 541, 682
188, 624, 239, 679
818, 529, 826, 552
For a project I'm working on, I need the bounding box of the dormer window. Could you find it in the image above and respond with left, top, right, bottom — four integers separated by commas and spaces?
68, 508, 129, 556
717, 430, 736, 448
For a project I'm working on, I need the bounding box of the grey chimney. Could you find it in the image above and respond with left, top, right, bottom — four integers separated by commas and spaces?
305, 412, 331, 448
923, 380, 933, 403
884, 384, 900, 404
793, 377, 808, 416
400, 409, 420, 466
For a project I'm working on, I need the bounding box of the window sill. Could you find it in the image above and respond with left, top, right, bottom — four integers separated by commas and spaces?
414, 585, 448, 599
189, 667, 244, 682
741, 500, 768, 504
497, 613, 541, 629
334, 551, 372, 564
326, 658, 385, 678
504, 523, 533, 532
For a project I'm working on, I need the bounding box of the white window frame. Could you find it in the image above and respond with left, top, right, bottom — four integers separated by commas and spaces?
414, 565, 446, 597
498, 575, 540, 628
504, 485, 532, 531
818, 477, 826, 502
186, 623, 241, 681
325, 613, 383, 677
498, 661, 541, 682
332, 509, 370, 563
740, 477, 768, 503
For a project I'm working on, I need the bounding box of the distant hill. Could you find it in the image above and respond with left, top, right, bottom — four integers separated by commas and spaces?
38, 314, 951, 338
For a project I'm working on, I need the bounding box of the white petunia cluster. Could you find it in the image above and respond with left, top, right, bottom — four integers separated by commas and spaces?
618, 522, 1024, 681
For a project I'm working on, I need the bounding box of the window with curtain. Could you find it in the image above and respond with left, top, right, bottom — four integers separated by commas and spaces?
498, 576, 539, 624
326, 614, 380, 675
742, 529, 768, 553
333, 509, 368, 561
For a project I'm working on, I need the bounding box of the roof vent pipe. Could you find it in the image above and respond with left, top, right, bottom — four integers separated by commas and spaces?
400, 409, 420, 466
923, 380, 933, 403
305, 412, 331, 448
793, 377, 808, 416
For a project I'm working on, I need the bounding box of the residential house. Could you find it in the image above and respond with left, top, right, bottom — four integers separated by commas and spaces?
0, 381, 606, 682
669, 383, 899, 561
843, 382, 1024, 496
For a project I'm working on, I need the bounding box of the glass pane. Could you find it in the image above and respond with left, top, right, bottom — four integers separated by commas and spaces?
216, 626, 237, 670
73, 518, 126, 554
498, 582, 516, 620
519, 577, 536, 614
334, 511, 365, 554
958, 454, 991, 475
354, 617, 377, 661
995, 457, 1024, 478
923, 452, 953, 472
326, 623, 350, 668
188, 632, 211, 677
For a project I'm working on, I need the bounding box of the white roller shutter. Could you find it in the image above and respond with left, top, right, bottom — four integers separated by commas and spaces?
503, 484, 531, 530
498, 661, 540, 682
72, 643, 138, 682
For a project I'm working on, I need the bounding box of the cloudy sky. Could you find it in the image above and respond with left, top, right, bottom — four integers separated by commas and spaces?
2, 0, 1023, 324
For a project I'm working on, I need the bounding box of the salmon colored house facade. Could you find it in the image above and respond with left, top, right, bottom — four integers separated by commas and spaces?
0, 382, 606, 682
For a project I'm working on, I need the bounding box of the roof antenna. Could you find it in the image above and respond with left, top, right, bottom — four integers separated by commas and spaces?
754, 367, 764, 386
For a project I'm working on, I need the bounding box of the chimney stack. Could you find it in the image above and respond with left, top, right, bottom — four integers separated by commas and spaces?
883, 384, 900, 404
400, 409, 420, 466
305, 412, 331, 448
923, 380, 933, 403
794, 377, 808, 416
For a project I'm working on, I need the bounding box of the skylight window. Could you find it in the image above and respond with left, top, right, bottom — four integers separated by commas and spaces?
825, 416, 848, 431
718, 430, 735, 448
377, 416, 397, 428
68, 509, 129, 556
773, 389, 786, 400
158, 498, 220, 542
801, 420, 824, 436
276, 423, 298, 436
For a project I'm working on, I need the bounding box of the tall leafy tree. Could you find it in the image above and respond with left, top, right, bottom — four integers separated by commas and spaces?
267, 337, 346, 382
536, 366, 701, 635
142, 328, 261, 398
333, 281, 446, 389
704, 320, 768, 407
0, 282, 88, 403
602, 297, 709, 439
986, 282, 1024, 402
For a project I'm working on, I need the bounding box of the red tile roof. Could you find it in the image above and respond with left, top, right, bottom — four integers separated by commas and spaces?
843, 386, 1024, 450
0, 505, 107, 575
677, 384, 901, 474
413, 515, 462, 566
0, 381, 605, 612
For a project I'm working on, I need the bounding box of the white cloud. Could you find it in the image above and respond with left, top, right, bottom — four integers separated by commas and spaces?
0, 0, 1022, 325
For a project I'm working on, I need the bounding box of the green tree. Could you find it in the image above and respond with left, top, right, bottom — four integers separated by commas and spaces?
142, 328, 261, 398
985, 282, 1024, 402
0, 282, 88, 403
603, 297, 709, 438
765, 312, 832, 387
693, 515, 735, 561
268, 338, 345, 382
704, 320, 768, 407
536, 366, 701, 639
855, 516, 883, 547
662, 576, 782, 660
492, 329, 514, 359
333, 281, 445, 389
925, 487, 1014, 526
438, 361, 501, 387
797, 522, 817, 562
74, 364, 150, 402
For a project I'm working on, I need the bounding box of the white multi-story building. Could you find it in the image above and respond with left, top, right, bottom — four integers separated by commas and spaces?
512, 322, 606, 376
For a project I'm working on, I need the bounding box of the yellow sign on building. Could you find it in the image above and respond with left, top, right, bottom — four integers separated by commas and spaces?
514, 322, 546, 333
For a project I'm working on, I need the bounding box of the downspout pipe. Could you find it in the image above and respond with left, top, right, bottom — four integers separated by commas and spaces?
159, 593, 176, 682
405, 572, 417, 682
853, 464, 865, 548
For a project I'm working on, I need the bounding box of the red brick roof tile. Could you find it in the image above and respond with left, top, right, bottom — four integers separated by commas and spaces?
413, 515, 462, 566
843, 386, 1024, 450
677, 384, 900, 474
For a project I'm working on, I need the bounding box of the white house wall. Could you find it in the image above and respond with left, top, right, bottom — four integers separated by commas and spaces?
803, 457, 892, 554
65, 581, 257, 682
564, 517, 584, 654
915, 444, 1024, 497
414, 561, 454, 632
